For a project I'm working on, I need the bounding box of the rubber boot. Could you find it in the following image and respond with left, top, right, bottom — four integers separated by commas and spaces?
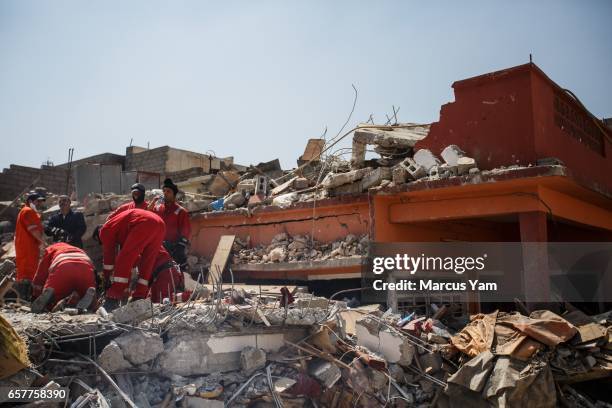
76, 287, 96, 311
31, 287, 55, 313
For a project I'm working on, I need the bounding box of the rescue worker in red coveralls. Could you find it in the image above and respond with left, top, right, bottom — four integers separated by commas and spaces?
30, 242, 97, 313
13, 192, 46, 300
93, 208, 165, 311
148, 246, 190, 303
148, 178, 191, 271
107, 183, 148, 220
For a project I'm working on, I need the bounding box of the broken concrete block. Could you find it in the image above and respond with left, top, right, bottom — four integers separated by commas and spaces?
441, 144, 466, 166
84, 198, 112, 216
98, 341, 132, 373
111, 299, 153, 324
402, 157, 426, 180
271, 192, 298, 208
309, 359, 341, 388
360, 167, 392, 190
457, 156, 477, 175
356, 316, 415, 366
351, 140, 367, 169
321, 168, 372, 189
413, 149, 441, 172
236, 179, 256, 194
114, 331, 164, 365
439, 163, 458, 177
268, 247, 287, 263
223, 192, 245, 209
469, 167, 480, 175
240, 347, 266, 375
392, 165, 408, 184
293, 177, 309, 190
428, 165, 440, 178
255, 175, 269, 196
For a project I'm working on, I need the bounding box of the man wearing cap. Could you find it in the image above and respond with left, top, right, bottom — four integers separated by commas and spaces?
14, 192, 46, 298
45, 195, 87, 248
93, 208, 165, 310
149, 178, 191, 268
107, 183, 148, 220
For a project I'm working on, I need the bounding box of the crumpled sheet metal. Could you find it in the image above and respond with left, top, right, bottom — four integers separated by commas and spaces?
450, 311, 497, 357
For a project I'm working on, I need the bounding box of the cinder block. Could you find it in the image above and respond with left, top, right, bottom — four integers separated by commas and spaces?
413, 149, 441, 172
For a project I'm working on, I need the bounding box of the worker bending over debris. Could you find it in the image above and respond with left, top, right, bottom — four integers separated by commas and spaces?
14, 191, 46, 300
149, 178, 191, 269
94, 208, 165, 311
106, 183, 148, 220
44, 195, 86, 248
30, 242, 96, 313
148, 246, 187, 303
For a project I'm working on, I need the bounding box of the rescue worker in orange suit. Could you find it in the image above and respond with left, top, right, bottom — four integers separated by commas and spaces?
107, 183, 148, 220
30, 242, 96, 313
148, 246, 187, 303
149, 178, 191, 270
14, 192, 46, 299
93, 208, 165, 311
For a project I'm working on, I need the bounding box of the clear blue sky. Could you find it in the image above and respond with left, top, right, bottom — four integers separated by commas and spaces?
1, 1, 610, 170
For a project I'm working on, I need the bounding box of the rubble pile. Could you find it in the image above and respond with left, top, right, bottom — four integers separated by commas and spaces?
1, 285, 611, 407
232, 233, 369, 264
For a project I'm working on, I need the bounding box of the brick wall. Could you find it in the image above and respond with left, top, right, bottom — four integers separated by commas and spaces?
0, 164, 73, 200
125, 146, 170, 172
0, 152, 125, 201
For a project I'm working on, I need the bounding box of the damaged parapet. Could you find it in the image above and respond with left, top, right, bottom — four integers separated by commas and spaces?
350, 123, 430, 169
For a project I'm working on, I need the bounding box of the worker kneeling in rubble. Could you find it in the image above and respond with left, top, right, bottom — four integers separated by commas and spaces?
93, 208, 165, 311
148, 246, 189, 303
30, 242, 96, 313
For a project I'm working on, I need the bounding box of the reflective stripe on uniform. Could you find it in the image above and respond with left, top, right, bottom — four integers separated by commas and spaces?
137, 278, 149, 286
111, 276, 129, 283
49, 252, 93, 273
103, 264, 114, 270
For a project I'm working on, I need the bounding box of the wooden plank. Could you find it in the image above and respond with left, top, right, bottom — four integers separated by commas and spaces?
207, 235, 236, 284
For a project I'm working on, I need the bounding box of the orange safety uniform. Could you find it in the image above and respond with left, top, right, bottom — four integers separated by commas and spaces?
32, 243, 95, 305
99, 209, 165, 300
148, 247, 184, 303
106, 200, 148, 221
151, 201, 191, 242
14, 205, 43, 281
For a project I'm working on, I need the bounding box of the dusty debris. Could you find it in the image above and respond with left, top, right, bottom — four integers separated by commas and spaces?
240, 347, 266, 375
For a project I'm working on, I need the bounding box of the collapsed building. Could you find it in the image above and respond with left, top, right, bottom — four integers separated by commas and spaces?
0, 62, 611, 407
